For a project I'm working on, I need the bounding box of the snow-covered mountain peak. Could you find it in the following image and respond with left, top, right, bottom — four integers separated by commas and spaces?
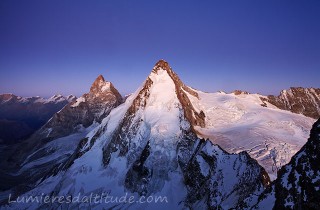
47, 94, 65, 102
0, 93, 14, 101
145, 60, 206, 131
137, 67, 188, 138
66, 94, 77, 102
102, 62, 190, 145
82, 74, 122, 107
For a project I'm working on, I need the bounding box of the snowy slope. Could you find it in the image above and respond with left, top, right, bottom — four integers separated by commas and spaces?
187, 90, 315, 180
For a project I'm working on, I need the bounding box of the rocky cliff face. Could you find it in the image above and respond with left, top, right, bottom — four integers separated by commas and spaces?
0, 94, 76, 144
262, 87, 320, 119
254, 118, 320, 209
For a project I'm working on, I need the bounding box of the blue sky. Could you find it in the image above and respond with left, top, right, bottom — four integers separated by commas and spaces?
0, 0, 319, 97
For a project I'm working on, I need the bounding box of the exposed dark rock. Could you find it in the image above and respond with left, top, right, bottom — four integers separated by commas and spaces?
125, 141, 151, 195
233, 90, 249, 95
261, 87, 320, 119
178, 137, 270, 209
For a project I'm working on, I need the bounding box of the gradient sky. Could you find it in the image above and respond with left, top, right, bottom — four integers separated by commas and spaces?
0, 0, 319, 97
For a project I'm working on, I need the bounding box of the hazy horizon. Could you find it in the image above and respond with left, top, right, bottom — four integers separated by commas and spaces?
1, 0, 319, 97
1, 64, 320, 99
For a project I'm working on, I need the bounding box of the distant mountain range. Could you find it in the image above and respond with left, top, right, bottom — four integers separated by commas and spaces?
0, 94, 76, 144
0, 60, 319, 209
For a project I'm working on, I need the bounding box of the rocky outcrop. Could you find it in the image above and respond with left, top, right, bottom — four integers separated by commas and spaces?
178, 138, 270, 209
232, 90, 249, 95
261, 87, 320, 119
0, 94, 76, 144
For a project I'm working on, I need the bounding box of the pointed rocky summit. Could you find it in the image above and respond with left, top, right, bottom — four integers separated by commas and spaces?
141, 60, 205, 130
43, 74, 122, 139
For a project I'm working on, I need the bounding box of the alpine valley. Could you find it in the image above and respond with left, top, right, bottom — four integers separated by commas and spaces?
0, 60, 319, 210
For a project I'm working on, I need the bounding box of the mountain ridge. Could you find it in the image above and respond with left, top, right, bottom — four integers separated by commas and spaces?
261, 87, 320, 119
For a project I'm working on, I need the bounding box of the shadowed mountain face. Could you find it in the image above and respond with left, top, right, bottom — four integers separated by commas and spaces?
261, 87, 320, 119
0, 94, 76, 144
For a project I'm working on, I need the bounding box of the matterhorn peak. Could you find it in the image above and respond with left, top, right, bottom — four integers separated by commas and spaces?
89, 74, 111, 93
96, 74, 105, 82
43, 74, 122, 138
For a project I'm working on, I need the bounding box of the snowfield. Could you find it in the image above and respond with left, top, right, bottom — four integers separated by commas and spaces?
188, 90, 315, 180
